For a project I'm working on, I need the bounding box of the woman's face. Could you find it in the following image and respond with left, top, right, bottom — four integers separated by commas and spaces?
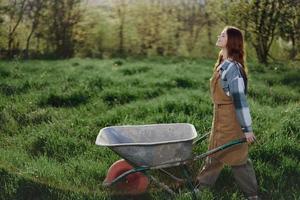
216, 29, 227, 48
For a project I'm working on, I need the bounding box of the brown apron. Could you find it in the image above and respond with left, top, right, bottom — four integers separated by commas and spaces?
208, 69, 248, 166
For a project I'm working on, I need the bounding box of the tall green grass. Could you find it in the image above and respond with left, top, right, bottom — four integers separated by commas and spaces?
0, 58, 299, 200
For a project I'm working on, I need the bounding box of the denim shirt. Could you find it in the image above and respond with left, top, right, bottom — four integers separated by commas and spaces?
219, 60, 253, 133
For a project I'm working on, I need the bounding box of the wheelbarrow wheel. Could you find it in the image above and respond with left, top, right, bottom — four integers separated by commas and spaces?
104, 159, 149, 195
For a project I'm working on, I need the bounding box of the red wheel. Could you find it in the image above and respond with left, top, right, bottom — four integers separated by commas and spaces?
104, 159, 149, 195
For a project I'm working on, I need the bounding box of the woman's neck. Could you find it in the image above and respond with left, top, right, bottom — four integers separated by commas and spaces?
222, 48, 228, 59
221, 48, 232, 61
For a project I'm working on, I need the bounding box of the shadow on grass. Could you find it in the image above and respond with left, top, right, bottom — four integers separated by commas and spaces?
248, 87, 299, 106
174, 77, 197, 89
109, 193, 152, 200
0, 168, 104, 200
102, 90, 137, 107
39, 92, 90, 108
155, 77, 198, 90
0, 68, 11, 78
29, 134, 87, 162
280, 70, 300, 87
0, 82, 31, 96
120, 66, 151, 76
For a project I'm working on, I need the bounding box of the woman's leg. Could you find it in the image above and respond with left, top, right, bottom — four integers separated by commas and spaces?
196, 156, 224, 189
232, 159, 259, 199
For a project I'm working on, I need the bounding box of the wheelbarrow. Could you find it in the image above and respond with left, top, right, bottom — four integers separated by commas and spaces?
95, 123, 246, 199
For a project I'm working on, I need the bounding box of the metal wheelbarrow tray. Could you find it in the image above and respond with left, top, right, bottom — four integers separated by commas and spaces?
95, 123, 197, 168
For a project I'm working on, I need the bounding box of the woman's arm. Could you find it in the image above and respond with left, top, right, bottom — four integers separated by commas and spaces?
223, 63, 253, 133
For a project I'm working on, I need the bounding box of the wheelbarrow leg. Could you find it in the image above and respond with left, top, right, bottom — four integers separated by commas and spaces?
149, 175, 176, 196
182, 165, 197, 200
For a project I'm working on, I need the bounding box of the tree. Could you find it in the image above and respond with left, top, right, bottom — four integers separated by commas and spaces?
133, 0, 165, 56
23, 0, 45, 58
226, 0, 286, 64
46, 0, 83, 58
278, 0, 300, 60
112, 0, 128, 57
176, 0, 206, 54
5, 0, 27, 58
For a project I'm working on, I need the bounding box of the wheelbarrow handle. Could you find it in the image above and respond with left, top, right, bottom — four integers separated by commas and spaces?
193, 137, 247, 161
193, 131, 210, 145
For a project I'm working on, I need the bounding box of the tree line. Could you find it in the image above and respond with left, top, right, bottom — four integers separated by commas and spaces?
0, 0, 299, 64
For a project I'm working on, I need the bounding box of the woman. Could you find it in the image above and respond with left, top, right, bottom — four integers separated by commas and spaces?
195, 26, 259, 200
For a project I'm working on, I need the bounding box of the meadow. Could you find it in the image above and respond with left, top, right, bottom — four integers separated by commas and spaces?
0, 57, 299, 200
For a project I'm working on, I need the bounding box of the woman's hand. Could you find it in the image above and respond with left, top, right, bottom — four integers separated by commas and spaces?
245, 132, 256, 143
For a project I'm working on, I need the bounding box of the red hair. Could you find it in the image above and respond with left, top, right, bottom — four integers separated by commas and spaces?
214, 26, 248, 79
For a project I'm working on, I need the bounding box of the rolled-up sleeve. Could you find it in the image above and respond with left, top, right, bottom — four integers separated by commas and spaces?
224, 63, 253, 133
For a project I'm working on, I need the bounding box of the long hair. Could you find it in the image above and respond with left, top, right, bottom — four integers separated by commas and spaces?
214, 26, 248, 79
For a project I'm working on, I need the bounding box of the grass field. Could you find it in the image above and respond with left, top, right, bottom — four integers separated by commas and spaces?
0, 57, 299, 200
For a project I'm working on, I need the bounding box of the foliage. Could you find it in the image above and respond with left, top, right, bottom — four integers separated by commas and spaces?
1, 0, 299, 62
